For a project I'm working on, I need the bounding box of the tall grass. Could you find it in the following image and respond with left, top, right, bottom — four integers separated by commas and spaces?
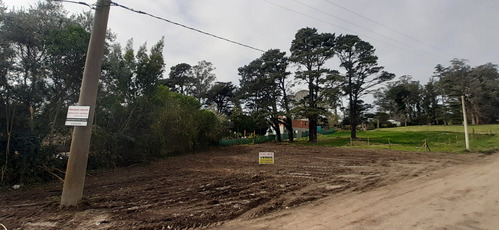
296, 124, 499, 153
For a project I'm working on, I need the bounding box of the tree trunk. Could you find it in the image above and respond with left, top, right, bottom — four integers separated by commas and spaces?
349, 94, 357, 139
2, 102, 16, 184
309, 118, 318, 142
29, 104, 34, 132
272, 119, 281, 142
271, 101, 281, 142
282, 86, 293, 142
50, 108, 60, 135
285, 117, 294, 142
2, 132, 11, 184
350, 120, 356, 139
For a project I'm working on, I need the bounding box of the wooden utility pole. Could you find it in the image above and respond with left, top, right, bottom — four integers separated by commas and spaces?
461, 96, 470, 150
61, 0, 111, 206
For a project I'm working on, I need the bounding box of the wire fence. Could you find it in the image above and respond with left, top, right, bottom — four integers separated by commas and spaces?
219, 128, 337, 146
219, 135, 276, 146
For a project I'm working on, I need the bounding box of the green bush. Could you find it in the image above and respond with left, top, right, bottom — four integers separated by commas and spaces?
0, 132, 66, 185
1, 86, 225, 186
91, 86, 224, 166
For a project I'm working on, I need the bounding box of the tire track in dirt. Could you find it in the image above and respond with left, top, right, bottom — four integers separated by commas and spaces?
0, 143, 487, 229
213, 153, 499, 230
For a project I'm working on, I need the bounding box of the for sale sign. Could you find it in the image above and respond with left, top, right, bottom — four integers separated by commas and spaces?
65, 106, 90, 126
259, 152, 274, 164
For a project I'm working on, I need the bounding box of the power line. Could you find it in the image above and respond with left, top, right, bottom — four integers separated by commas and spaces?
261, 0, 444, 62
293, 0, 441, 59
261, 0, 353, 34
110, 2, 266, 53
52, 0, 266, 53
51, 0, 95, 9
323, 0, 458, 58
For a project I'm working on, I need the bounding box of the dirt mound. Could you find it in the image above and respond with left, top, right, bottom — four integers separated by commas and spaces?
0, 143, 483, 229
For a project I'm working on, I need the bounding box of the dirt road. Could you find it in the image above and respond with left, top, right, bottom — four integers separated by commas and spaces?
214, 153, 499, 230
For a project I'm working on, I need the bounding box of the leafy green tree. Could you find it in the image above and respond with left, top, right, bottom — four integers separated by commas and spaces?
422, 76, 444, 125
238, 56, 278, 138
238, 49, 293, 141
93, 38, 167, 166
1, 2, 66, 131
230, 106, 270, 137
102, 39, 138, 103
375, 76, 424, 125
98, 40, 136, 140
469, 63, 499, 124
98, 38, 164, 133
0, 1, 16, 184
0, 1, 95, 184
238, 58, 266, 112
290, 27, 336, 142
147, 86, 222, 156
335, 34, 394, 138
206, 82, 235, 115
43, 24, 90, 135
190, 60, 216, 103
436, 59, 498, 124
261, 49, 294, 141
136, 38, 165, 96
165, 63, 193, 95
433, 59, 471, 124
92, 85, 223, 165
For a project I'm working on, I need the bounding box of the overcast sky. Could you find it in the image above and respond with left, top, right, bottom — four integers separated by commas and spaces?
3, 0, 499, 94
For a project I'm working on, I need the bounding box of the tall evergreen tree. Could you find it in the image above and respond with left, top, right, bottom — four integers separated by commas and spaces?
190, 60, 216, 103
335, 34, 394, 138
261, 49, 294, 142
375, 76, 423, 126
436, 59, 499, 124
206, 82, 235, 115
290, 27, 336, 142
135, 38, 165, 96
238, 49, 292, 141
165, 63, 193, 95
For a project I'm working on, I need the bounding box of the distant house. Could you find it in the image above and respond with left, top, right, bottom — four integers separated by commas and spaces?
267, 117, 310, 138
291, 118, 309, 137
387, 119, 402, 126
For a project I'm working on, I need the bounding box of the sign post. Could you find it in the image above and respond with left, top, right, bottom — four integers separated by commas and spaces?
65, 106, 90, 126
61, 0, 111, 206
259, 152, 275, 164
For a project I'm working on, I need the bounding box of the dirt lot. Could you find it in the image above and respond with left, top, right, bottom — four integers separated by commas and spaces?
0, 143, 496, 229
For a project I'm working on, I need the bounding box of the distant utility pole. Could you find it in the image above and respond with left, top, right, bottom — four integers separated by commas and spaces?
61, 0, 111, 206
461, 95, 470, 150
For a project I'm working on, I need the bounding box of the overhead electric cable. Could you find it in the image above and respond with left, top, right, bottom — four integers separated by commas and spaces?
51, 0, 95, 9
323, 0, 458, 58
293, 0, 443, 60
261, 0, 353, 34
52, 0, 265, 53
261, 0, 443, 62
110, 2, 265, 53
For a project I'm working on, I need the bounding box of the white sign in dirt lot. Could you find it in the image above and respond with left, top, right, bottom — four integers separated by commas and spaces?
259, 152, 274, 164
65, 106, 90, 126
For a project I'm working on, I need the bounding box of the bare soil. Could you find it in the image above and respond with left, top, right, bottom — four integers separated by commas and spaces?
0, 143, 497, 229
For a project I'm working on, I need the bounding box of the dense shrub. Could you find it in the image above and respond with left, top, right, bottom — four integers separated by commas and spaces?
90, 86, 223, 167
0, 132, 66, 185
148, 87, 222, 157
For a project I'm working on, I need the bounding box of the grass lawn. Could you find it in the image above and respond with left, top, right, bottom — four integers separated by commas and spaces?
295, 124, 499, 153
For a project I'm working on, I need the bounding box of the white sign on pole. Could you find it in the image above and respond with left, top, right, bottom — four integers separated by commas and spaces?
65, 106, 90, 126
